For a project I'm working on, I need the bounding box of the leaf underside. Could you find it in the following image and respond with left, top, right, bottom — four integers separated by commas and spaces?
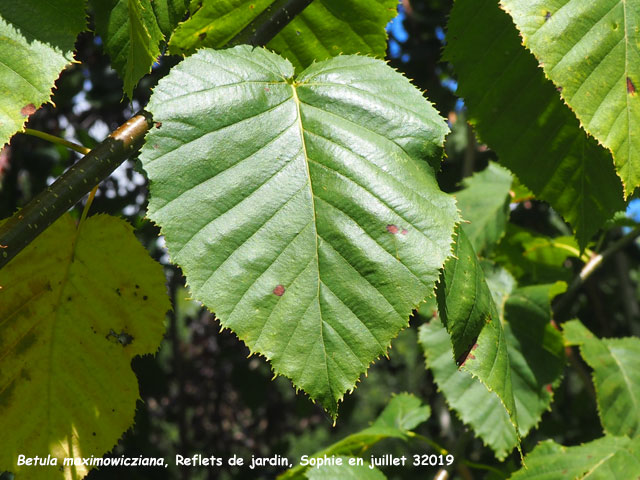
445, 0, 625, 248
140, 46, 457, 416
501, 0, 640, 197
0, 0, 86, 147
0, 214, 169, 480
168, 0, 398, 70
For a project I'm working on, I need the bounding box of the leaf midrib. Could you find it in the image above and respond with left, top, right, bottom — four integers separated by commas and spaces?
290, 81, 332, 402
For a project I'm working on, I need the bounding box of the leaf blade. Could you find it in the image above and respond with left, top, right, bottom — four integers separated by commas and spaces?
140, 46, 457, 416
445, 0, 625, 248
0, 214, 169, 479
500, 0, 640, 196
0, 0, 86, 147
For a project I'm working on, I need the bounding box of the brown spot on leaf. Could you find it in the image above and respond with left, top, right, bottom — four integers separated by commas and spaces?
544, 11, 551, 21
545, 384, 553, 393
627, 77, 636, 95
154, 122, 162, 129
198, 32, 207, 41
273, 284, 285, 296
386, 224, 399, 234
21, 104, 36, 116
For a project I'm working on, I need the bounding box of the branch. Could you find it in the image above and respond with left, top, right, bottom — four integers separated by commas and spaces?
229, 0, 315, 47
0, 0, 317, 270
0, 113, 153, 268
553, 226, 640, 320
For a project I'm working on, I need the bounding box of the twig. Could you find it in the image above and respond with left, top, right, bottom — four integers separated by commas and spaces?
229, 0, 315, 47
0, 113, 153, 268
0, 0, 317, 270
553, 226, 640, 320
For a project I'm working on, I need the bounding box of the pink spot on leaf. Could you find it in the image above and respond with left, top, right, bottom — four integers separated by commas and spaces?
273, 285, 285, 296
387, 224, 399, 234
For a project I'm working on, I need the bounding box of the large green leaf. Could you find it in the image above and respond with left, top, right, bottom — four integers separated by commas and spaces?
501, 0, 640, 197
168, 0, 397, 70
0, 214, 169, 479
280, 393, 430, 480
445, 0, 625, 248
0, 0, 86, 147
455, 162, 513, 255
140, 46, 456, 416
510, 436, 640, 479
91, 0, 166, 98
424, 274, 565, 459
564, 320, 640, 437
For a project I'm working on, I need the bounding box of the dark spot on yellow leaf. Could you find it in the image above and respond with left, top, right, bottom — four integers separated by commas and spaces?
115, 288, 121, 296
199, 32, 206, 41
544, 11, 551, 21
15, 332, 36, 355
20, 103, 36, 116
273, 284, 285, 296
387, 224, 399, 234
106, 329, 134, 346
143, 295, 148, 301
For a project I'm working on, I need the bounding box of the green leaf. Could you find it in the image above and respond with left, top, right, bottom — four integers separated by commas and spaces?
140, 46, 457, 417
455, 162, 513, 255
168, 0, 397, 70
500, 0, 640, 197
420, 319, 517, 459
425, 271, 565, 459
564, 320, 640, 437
281, 393, 429, 480
152, 0, 189, 39
445, 0, 625, 248
494, 225, 579, 285
0, 214, 169, 479
437, 227, 496, 364
0, 0, 86, 147
435, 226, 520, 452
305, 459, 386, 480
503, 284, 565, 433
91, 0, 165, 99
511, 436, 640, 479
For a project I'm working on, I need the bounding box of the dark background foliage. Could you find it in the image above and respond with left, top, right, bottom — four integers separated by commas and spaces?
2, 1, 638, 478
